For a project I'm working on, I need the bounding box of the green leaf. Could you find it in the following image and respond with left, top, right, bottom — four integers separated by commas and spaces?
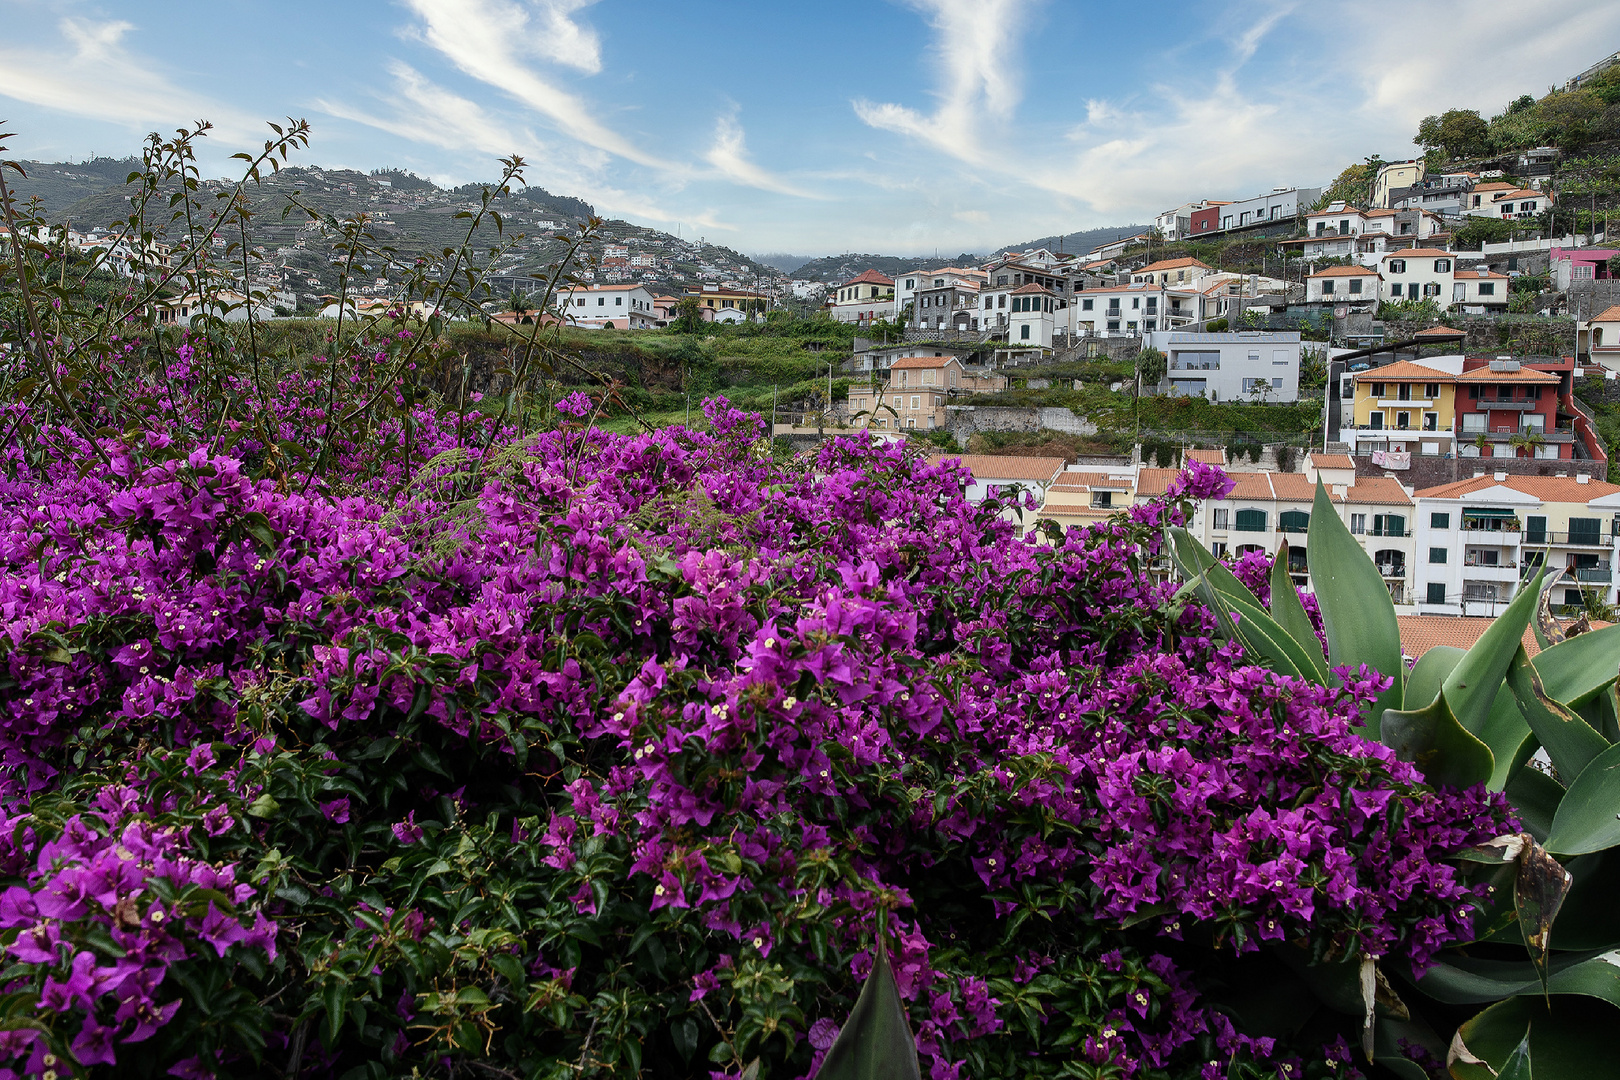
1515, 837, 1575, 999
1498, 1028, 1534, 1080
1533, 624, 1620, 708
1380, 694, 1494, 790
1448, 996, 1620, 1080
1550, 848, 1620, 950
1545, 741, 1620, 856
1508, 647, 1607, 784
1505, 767, 1566, 844
1443, 565, 1543, 736
1165, 529, 1322, 680
1420, 951, 1620, 1007
1306, 479, 1403, 731
1481, 686, 1537, 792
1406, 645, 1465, 711
1268, 540, 1329, 683
814, 940, 921, 1080
247, 794, 280, 819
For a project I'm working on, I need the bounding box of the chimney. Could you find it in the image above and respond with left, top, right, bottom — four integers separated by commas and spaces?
1578, 473, 1592, 484
1494, 471, 1509, 481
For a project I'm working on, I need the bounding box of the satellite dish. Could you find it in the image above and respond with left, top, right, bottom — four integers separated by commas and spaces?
1334, 306, 1349, 319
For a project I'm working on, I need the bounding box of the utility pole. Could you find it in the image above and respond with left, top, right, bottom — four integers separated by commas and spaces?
771, 384, 777, 433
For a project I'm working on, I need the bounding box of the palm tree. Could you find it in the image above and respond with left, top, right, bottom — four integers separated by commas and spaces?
1473, 431, 1490, 458
1508, 430, 1546, 458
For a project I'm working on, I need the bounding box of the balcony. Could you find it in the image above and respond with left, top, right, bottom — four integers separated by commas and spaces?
1376, 398, 1434, 409
1376, 562, 1406, 579
1576, 567, 1614, 584
1529, 530, 1613, 547
1469, 399, 1538, 411
1463, 562, 1521, 581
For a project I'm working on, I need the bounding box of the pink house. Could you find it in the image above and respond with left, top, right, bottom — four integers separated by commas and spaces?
1551, 246, 1617, 290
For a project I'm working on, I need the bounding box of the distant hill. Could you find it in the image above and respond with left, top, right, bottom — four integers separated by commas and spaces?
4, 157, 143, 216
787, 252, 985, 283
994, 225, 1152, 259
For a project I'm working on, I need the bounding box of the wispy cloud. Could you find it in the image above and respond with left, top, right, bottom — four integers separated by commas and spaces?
703, 109, 821, 199
853, 0, 1036, 166
317, 61, 536, 159
0, 17, 258, 139
400, 0, 672, 170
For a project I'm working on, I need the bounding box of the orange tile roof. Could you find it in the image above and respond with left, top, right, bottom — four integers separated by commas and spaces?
1341, 476, 1413, 506
1415, 325, 1465, 336
1454, 366, 1558, 384
1309, 453, 1355, 469
1354, 361, 1457, 383
839, 269, 895, 288
1380, 248, 1453, 260
1472, 182, 1517, 192
1049, 470, 1135, 491
1591, 304, 1620, 323
1398, 616, 1541, 659
1136, 257, 1212, 274
889, 355, 960, 370
1457, 268, 1509, 280
1011, 282, 1054, 295
1414, 474, 1620, 501
1133, 468, 1180, 497
1187, 449, 1226, 464
931, 454, 1066, 482
1310, 265, 1380, 277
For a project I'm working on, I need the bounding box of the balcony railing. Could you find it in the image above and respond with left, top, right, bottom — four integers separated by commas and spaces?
1376, 563, 1406, 579
1526, 530, 1613, 546
1469, 400, 1537, 411
1576, 567, 1614, 583
1464, 556, 1517, 568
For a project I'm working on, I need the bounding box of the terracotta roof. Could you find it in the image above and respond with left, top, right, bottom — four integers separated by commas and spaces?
1049, 470, 1135, 492
1187, 449, 1226, 465
1224, 472, 1317, 502
839, 269, 895, 288
1341, 476, 1413, 506
1380, 248, 1453, 260
1415, 474, 1620, 501
1398, 616, 1541, 659
1457, 268, 1509, 280
1454, 366, 1558, 384
1591, 304, 1620, 323
1011, 282, 1054, 295
1309, 265, 1380, 278
1415, 325, 1466, 336
932, 454, 1066, 482
1309, 453, 1355, 469
1133, 468, 1181, 497
1136, 257, 1213, 274
1353, 360, 1457, 383
889, 355, 961, 370
1472, 182, 1518, 193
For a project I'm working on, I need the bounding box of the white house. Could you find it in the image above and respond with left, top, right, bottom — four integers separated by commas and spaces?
1451, 267, 1511, 313
1008, 283, 1057, 347
1461, 187, 1552, 220
556, 284, 659, 329
1380, 248, 1455, 303
1145, 330, 1303, 402
828, 270, 895, 324
894, 266, 986, 317
1585, 304, 1620, 370
1306, 265, 1380, 305
1074, 283, 1200, 336
1130, 257, 1216, 288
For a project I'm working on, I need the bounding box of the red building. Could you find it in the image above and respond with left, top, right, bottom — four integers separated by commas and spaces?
1455, 358, 1571, 459
1189, 204, 1224, 236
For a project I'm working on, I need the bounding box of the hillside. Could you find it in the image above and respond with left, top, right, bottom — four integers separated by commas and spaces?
994, 224, 1153, 258
787, 252, 984, 283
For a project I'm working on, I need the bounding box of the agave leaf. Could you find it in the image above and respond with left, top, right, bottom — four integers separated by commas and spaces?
1380, 693, 1494, 791
814, 939, 921, 1080
1504, 767, 1566, 844
1406, 645, 1466, 712
1306, 479, 1403, 731
1166, 527, 1317, 680
1514, 838, 1574, 1000
1532, 623, 1620, 709
1544, 741, 1620, 857
1268, 540, 1330, 683
1481, 687, 1538, 792
1442, 565, 1544, 737
1507, 647, 1607, 785
1549, 848, 1620, 951
1447, 997, 1620, 1080
1418, 949, 1620, 1005
1499, 1028, 1534, 1080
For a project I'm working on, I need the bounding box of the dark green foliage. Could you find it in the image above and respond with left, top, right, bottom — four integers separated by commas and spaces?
813, 942, 922, 1080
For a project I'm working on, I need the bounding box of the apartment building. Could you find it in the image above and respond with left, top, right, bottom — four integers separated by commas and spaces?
1455, 361, 1567, 459
1147, 330, 1303, 402
1413, 473, 1620, 616
846, 355, 1005, 431
556, 283, 660, 329
1343, 360, 1457, 457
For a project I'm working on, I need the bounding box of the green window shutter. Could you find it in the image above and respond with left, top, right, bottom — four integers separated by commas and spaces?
1235, 509, 1268, 532
1387, 514, 1405, 537
1431, 512, 1450, 529
1279, 510, 1310, 533
1427, 582, 1447, 604
1526, 515, 1546, 543
1570, 517, 1601, 545
1429, 547, 1447, 564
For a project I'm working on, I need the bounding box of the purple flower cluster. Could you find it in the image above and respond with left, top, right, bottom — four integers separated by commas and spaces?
0, 366, 1512, 1076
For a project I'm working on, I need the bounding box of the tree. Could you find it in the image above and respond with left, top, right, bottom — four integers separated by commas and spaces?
1415, 109, 1490, 159
1509, 430, 1546, 458
671, 295, 705, 333
1134, 346, 1166, 389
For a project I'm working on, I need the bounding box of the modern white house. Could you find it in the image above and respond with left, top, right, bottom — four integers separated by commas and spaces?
1145, 330, 1303, 402
556, 284, 660, 329
1380, 249, 1455, 303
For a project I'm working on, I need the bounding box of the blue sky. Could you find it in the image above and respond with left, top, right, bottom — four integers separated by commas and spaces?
1, 0, 1617, 256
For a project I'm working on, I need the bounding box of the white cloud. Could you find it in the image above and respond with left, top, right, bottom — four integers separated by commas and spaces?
0, 17, 259, 139
400, 0, 673, 170
703, 110, 820, 199
853, 0, 1035, 165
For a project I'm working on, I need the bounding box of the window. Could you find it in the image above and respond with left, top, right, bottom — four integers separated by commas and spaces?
1570, 517, 1602, 545
1371, 383, 1385, 397
1322, 280, 1336, 294
999, 295, 1006, 309
1212, 542, 1228, 557
1435, 259, 1450, 272
1351, 514, 1366, 534
1423, 283, 1441, 298
1349, 279, 1362, 294
1397, 412, 1410, 429
1280, 510, 1310, 533
1424, 412, 1437, 431
1273, 378, 1283, 388
1235, 509, 1267, 532
1020, 325, 1030, 340
1213, 508, 1230, 530
1388, 259, 1406, 274
910, 396, 920, 409
597, 297, 606, 306
996, 275, 1007, 286
615, 296, 623, 306
1430, 547, 1447, 564
1368, 413, 1383, 429
1427, 583, 1447, 604
1480, 283, 1495, 296
1082, 298, 1093, 310
1526, 516, 1547, 543
1432, 512, 1450, 529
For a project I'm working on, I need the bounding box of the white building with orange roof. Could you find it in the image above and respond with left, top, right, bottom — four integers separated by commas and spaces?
1379, 248, 1457, 303
1344, 358, 1458, 457
1038, 467, 1143, 531
827, 270, 895, 324
1074, 281, 1202, 336
1413, 472, 1620, 616
1461, 186, 1552, 220
1584, 304, 1620, 370
1305, 265, 1381, 305
932, 454, 1067, 533
1130, 257, 1215, 288
894, 266, 988, 318
1451, 266, 1510, 312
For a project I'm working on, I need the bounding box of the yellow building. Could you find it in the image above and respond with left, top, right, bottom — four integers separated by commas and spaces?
1347, 360, 1457, 458
1039, 469, 1141, 531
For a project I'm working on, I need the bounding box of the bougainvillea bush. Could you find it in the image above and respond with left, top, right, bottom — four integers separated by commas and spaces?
0, 366, 1517, 1079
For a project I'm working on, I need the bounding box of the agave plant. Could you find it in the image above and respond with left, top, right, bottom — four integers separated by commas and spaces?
1166, 478, 1620, 1079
